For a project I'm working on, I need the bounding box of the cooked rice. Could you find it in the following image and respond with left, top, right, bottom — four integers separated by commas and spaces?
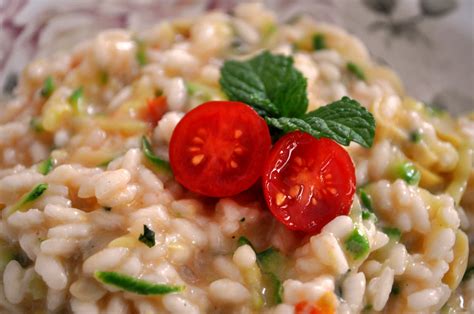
0, 2, 473, 313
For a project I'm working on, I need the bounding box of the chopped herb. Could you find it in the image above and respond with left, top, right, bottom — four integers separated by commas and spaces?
103, 207, 112, 212
265, 97, 376, 148
262, 23, 277, 41
37, 157, 54, 175
382, 227, 401, 241
409, 130, 422, 143
362, 304, 373, 313
7, 183, 48, 216
141, 136, 172, 175
347, 62, 366, 81
396, 162, 421, 185
237, 236, 253, 248
186, 81, 212, 101
462, 265, 474, 281
99, 71, 109, 85
312, 33, 326, 50
135, 39, 147, 66
138, 225, 156, 248
391, 282, 400, 295
344, 228, 370, 260
256, 248, 284, 275
40, 76, 55, 98
358, 188, 373, 211
361, 209, 377, 221
94, 271, 184, 295
68, 87, 84, 112
220, 51, 375, 147
30, 117, 44, 133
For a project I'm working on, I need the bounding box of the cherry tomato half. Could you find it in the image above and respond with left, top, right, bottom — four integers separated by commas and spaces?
262, 131, 355, 234
169, 101, 271, 197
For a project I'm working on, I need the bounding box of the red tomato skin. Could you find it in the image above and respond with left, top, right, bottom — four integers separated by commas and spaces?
169, 101, 271, 198
262, 131, 355, 234
146, 96, 167, 125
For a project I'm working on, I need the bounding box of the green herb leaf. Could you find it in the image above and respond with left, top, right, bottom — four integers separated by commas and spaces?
220, 51, 308, 118
94, 271, 184, 295
237, 236, 253, 248
361, 209, 374, 220
347, 62, 366, 80
391, 282, 401, 295
396, 162, 421, 185
266, 97, 375, 147
138, 225, 156, 248
99, 71, 109, 85
312, 33, 326, 50
30, 118, 44, 133
40, 76, 55, 98
37, 157, 54, 175
362, 304, 373, 313
7, 183, 48, 216
344, 228, 370, 259
68, 87, 84, 112
141, 136, 172, 174
358, 188, 374, 211
382, 227, 401, 241
409, 130, 422, 143
135, 39, 147, 66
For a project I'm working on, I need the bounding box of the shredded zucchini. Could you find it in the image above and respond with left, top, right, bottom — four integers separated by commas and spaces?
95, 271, 183, 295
141, 136, 172, 175
6, 183, 48, 216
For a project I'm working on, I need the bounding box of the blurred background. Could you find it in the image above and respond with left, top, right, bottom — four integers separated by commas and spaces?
1, 0, 473, 114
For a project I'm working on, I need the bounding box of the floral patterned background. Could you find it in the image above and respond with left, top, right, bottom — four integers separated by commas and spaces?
1, 0, 473, 114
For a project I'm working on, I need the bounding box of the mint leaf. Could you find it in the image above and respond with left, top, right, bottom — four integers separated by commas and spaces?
220, 51, 308, 117
266, 97, 375, 147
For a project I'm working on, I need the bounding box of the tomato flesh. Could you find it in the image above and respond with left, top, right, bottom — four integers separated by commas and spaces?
145, 96, 167, 125
262, 131, 355, 234
169, 101, 271, 197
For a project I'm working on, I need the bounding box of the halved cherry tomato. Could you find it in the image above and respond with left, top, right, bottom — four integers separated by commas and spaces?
262, 131, 355, 234
169, 101, 271, 197
144, 96, 167, 125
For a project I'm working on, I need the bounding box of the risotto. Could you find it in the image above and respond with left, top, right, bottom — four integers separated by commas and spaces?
0, 3, 473, 313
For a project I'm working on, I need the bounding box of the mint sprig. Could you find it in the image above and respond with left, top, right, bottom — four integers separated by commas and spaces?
220, 51, 375, 147
220, 51, 308, 118
266, 97, 375, 148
